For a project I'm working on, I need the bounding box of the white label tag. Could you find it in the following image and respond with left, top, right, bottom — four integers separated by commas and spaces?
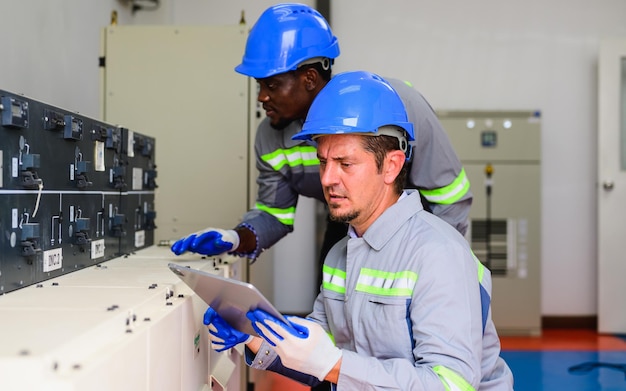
127, 130, 135, 157
134, 230, 145, 248
132, 167, 143, 190
91, 239, 106, 259
43, 248, 63, 272
11, 208, 18, 228
94, 141, 105, 172
12, 157, 18, 177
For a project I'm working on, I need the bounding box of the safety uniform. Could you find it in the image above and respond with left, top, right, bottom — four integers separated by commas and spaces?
248, 191, 513, 390
235, 78, 472, 259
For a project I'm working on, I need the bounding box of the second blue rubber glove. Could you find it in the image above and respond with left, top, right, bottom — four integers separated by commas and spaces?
171, 228, 240, 256
204, 307, 252, 352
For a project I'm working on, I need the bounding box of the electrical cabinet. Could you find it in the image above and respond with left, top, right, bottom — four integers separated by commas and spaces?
0, 246, 245, 391
441, 110, 542, 336
0, 89, 156, 295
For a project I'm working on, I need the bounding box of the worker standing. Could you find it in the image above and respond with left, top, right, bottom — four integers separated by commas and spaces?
171, 2, 471, 268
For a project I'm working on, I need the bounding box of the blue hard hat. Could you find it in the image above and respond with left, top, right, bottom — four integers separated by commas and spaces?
294, 71, 415, 144
235, 3, 340, 79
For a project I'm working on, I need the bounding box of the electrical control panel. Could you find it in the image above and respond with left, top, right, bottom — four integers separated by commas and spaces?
0, 89, 157, 294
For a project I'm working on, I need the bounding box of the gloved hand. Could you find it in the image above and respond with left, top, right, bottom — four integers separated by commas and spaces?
171, 228, 240, 256
204, 307, 252, 352
247, 309, 342, 381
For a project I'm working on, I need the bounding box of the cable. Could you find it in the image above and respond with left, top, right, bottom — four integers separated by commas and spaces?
31, 181, 44, 218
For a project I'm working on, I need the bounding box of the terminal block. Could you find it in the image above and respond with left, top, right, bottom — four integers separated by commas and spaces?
91, 125, 121, 150
43, 109, 65, 131
1, 96, 29, 128
110, 214, 127, 238
144, 210, 157, 230
20, 153, 43, 189
74, 147, 93, 189
21, 222, 42, 264
111, 165, 127, 190
144, 168, 158, 190
73, 217, 91, 248
75, 160, 93, 189
64, 115, 83, 141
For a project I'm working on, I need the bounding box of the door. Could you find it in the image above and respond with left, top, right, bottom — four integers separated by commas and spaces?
101, 25, 249, 244
597, 39, 626, 333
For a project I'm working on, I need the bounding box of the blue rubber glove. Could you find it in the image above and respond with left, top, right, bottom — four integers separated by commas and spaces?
204, 307, 252, 352
247, 309, 342, 381
171, 228, 240, 256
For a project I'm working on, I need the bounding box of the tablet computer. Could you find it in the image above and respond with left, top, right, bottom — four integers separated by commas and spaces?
168, 262, 288, 336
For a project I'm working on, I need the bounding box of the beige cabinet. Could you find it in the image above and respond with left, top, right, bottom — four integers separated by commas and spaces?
101, 24, 250, 244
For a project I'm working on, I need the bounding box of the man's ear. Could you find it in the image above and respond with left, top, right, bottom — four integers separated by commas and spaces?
383, 150, 406, 185
302, 67, 321, 91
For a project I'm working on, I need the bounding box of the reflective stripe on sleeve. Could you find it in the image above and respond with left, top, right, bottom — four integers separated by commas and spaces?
254, 203, 296, 226
355, 268, 418, 296
261, 145, 319, 171
433, 365, 476, 391
419, 168, 470, 205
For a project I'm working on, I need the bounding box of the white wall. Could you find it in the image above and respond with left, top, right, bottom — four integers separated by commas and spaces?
1, 0, 625, 317
330, 0, 626, 317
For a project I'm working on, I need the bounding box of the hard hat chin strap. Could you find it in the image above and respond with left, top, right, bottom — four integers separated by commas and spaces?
375, 126, 410, 157
298, 57, 331, 71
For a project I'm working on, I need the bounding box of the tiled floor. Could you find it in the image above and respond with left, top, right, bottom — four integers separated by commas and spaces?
254, 329, 626, 390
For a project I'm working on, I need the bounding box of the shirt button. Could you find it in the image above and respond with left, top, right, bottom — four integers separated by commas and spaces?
258, 360, 263, 365
265, 350, 270, 355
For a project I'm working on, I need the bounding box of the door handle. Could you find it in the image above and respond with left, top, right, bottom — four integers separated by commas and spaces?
603, 181, 615, 190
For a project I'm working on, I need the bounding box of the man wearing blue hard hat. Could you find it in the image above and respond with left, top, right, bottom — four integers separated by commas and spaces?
203, 71, 514, 390
171, 3, 472, 269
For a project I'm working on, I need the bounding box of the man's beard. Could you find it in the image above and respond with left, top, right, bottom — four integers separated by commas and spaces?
269, 117, 295, 130
329, 209, 359, 224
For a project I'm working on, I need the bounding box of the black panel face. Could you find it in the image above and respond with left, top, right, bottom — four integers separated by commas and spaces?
0, 90, 157, 294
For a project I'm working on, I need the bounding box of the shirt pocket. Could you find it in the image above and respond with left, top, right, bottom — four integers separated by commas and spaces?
357, 294, 413, 359
322, 290, 351, 347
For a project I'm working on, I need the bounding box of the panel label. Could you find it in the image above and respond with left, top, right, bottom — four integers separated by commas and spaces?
12, 157, 18, 177
135, 230, 145, 248
91, 239, 105, 259
94, 141, 105, 172
132, 167, 143, 190
43, 248, 63, 272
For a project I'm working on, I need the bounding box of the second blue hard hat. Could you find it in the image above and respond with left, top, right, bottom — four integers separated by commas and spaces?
235, 3, 340, 79
293, 71, 415, 145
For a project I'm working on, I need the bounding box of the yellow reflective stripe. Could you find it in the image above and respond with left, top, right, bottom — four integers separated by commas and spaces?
255, 203, 295, 226
355, 268, 417, 296
420, 168, 470, 205
472, 251, 485, 283
261, 146, 319, 171
323, 264, 346, 294
433, 366, 475, 391
323, 265, 346, 294
403, 80, 414, 88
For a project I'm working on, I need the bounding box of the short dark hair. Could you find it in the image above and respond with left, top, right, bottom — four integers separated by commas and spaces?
361, 135, 407, 194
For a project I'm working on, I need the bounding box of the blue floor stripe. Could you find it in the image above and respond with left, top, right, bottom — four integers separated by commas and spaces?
501, 351, 626, 391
